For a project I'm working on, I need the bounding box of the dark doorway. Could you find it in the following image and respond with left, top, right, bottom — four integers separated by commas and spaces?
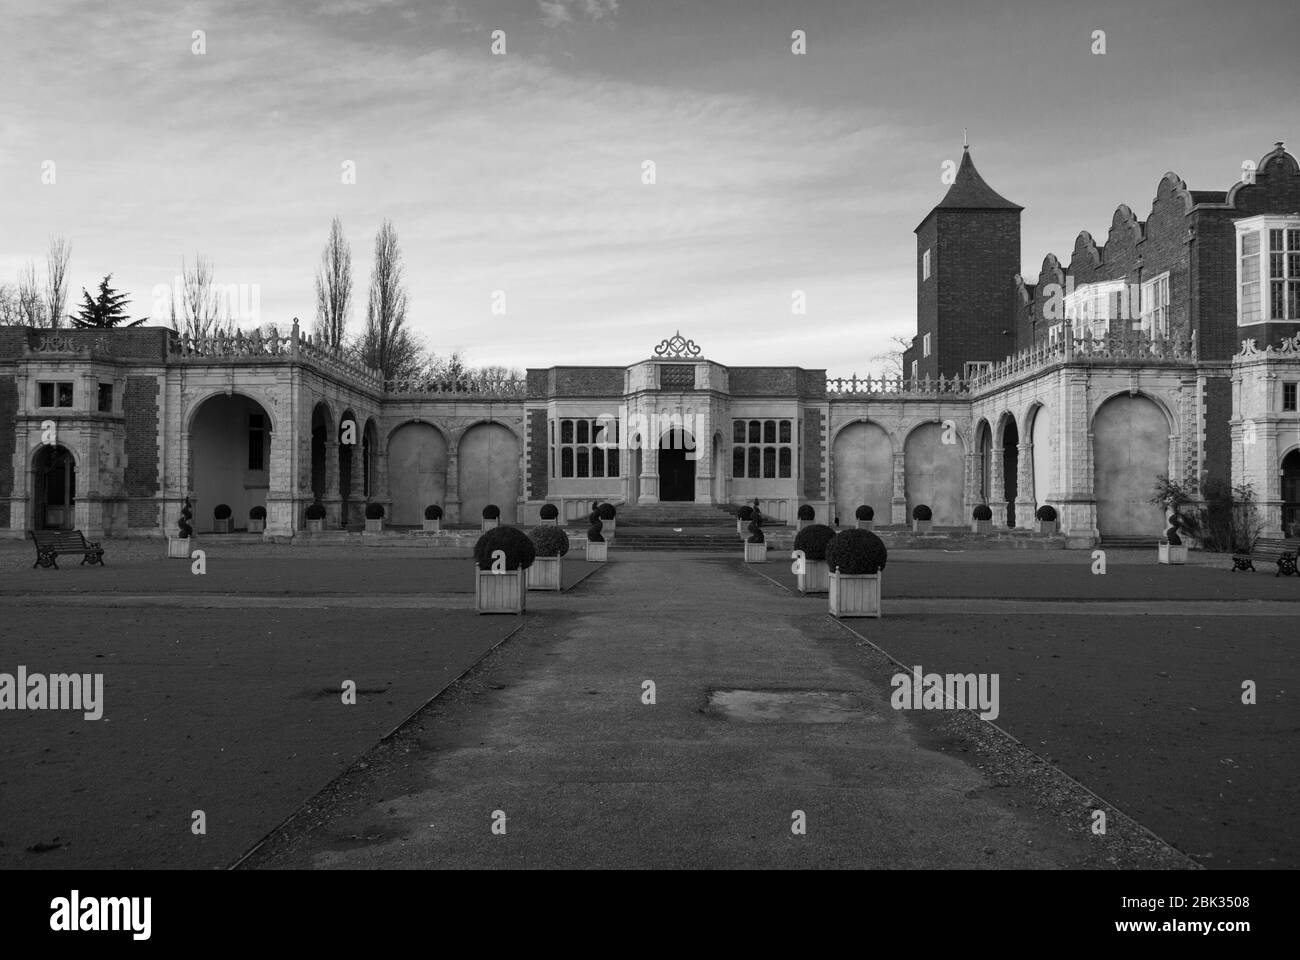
34, 445, 76, 530
1002, 419, 1019, 527
658, 429, 696, 501
1283, 451, 1300, 536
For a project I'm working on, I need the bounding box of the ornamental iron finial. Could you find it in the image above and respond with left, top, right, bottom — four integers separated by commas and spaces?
653, 330, 702, 358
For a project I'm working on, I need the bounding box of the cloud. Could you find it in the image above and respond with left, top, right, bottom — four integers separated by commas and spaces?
538, 0, 618, 28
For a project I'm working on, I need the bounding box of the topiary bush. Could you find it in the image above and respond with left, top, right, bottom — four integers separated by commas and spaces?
587, 509, 604, 543
1036, 504, 1057, 522
529, 525, 570, 558
365, 502, 384, 520
797, 504, 815, 521
912, 504, 932, 522
737, 505, 754, 521
425, 504, 443, 520
972, 504, 992, 521
178, 498, 193, 538
855, 505, 874, 521
213, 503, 232, 521
473, 525, 536, 571
826, 528, 888, 575
794, 523, 836, 561
1164, 508, 1183, 546
747, 510, 765, 544
305, 501, 326, 520
539, 503, 559, 520
482, 504, 501, 520
597, 502, 616, 520
250, 505, 267, 520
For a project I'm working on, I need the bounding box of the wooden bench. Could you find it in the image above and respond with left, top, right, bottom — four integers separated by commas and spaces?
1231, 537, 1297, 576
30, 529, 105, 569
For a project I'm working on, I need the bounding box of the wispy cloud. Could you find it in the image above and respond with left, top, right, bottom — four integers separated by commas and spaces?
538, 0, 618, 29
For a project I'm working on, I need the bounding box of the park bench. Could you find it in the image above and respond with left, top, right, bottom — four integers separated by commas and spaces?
30, 529, 106, 569
1230, 537, 1297, 576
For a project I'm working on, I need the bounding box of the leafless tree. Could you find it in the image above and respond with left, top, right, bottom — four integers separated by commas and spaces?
0, 283, 23, 323
171, 254, 235, 338
355, 220, 424, 380
314, 217, 352, 349
17, 261, 46, 326
44, 236, 71, 329
870, 333, 914, 379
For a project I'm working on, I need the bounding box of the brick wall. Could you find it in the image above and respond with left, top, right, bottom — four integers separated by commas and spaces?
0, 376, 16, 527
802, 407, 823, 500
1202, 374, 1233, 486
123, 376, 160, 527
526, 409, 547, 499
0, 325, 172, 361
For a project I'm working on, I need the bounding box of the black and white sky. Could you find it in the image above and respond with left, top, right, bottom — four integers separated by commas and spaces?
1, 0, 1296, 376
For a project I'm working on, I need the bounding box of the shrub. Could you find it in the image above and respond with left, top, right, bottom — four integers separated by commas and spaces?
424, 504, 443, 520
1165, 477, 1261, 554
365, 502, 384, 520
797, 504, 815, 521
1036, 504, 1057, 522
305, 501, 326, 521
587, 509, 604, 543
912, 504, 932, 522
250, 505, 267, 520
737, 505, 754, 521
529, 525, 570, 558
855, 505, 873, 521
473, 525, 536, 571
539, 503, 559, 520
972, 504, 992, 521
747, 509, 765, 544
1164, 510, 1183, 546
214, 503, 232, 520
177, 498, 193, 539
482, 504, 501, 520
826, 528, 888, 575
597, 502, 616, 520
793, 523, 835, 561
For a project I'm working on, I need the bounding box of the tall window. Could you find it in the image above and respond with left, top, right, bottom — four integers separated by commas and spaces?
556, 417, 620, 478
731, 419, 794, 479
97, 383, 113, 412
1284, 382, 1298, 413
1065, 279, 1128, 338
248, 413, 267, 470
1241, 231, 1262, 323
1141, 273, 1170, 337
922, 332, 932, 357
910, 360, 918, 380
922, 248, 931, 280
37, 381, 73, 408
1269, 228, 1300, 321
1238, 217, 1300, 324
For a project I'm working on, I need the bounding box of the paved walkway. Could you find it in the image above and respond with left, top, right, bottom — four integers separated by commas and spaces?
249, 555, 1190, 869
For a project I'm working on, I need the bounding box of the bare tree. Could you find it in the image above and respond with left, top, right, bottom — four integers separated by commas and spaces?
314, 217, 352, 349
44, 236, 71, 330
0, 282, 23, 323
355, 220, 424, 380
870, 333, 914, 379
171, 255, 235, 338
17, 261, 46, 326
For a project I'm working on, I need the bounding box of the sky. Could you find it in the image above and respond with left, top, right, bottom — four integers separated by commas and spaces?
1, 0, 1296, 377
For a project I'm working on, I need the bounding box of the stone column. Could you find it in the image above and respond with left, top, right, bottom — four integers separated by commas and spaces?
963, 450, 980, 517
1015, 440, 1036, 528
348, 443, 365, 525
445, 447, 461, 523
266, 425, 295, 537
989, 444, 1006, 521
324, 439, 341, 527
890, 450, 907, 525
639, 435, 659, 503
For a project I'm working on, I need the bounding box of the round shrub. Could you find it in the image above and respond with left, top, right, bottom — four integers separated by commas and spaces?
747, 510, 765, 544
529, 525, 570, 558
305, 501, 326, 521
587, 509, 604, 543
855, 505, 874, 521
737, 505, 754, 521
250, 505, 267, 520
972, 504, 992, 521
1036, 504, 1057, 522
178, 498, 193, 538
482, 504, 501, 520
473, 526, 536, 571
539, 503, 559, 520
425, 504, 443, 520
597, 502, 616, 520
912, 504, 932, 522
826, 528, 888, 575
793, 523, 836, 561
365, 502, 384, 520
214, 503, 232, 521
797, 504, 815, 521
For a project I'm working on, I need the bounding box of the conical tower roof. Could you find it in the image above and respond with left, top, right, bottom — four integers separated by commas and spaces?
917, 147, 1022, 229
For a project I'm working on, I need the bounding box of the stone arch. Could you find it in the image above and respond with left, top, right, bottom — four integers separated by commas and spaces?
183, 388, 279, 435
831, 419, 893, 526
974, 418, 993, 503
1024, 401, 1052, 512
30, 442, 79, 531
339, 407, 358, 512
1092, 392, 1170, 538
994, 412, 1020, 526
387, 420, 450, 526
1282, 448, 1300, 535
190, 392, 273, 533
310, 401, 334, 502
457, 421, 521, 523
903, 420, 965, 525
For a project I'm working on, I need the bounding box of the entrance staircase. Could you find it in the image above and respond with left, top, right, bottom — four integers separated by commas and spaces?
613, 502, 777, 551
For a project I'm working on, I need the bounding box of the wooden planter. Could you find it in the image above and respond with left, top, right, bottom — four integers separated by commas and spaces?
167, 537, 191, 559
829, 570, 883, 618
527, 555, 563, 591
797, 559, 829, 594
248, 518, 265, 533
912, 520, 932, 533
1037, 520, 1058, 535
306, 518, 324, 533
365, 518, 383, 533
214, 518, 230, 534
475, 567, 526, 614
972, 519, 992, 534
482, 518, 500, 531
423, 518, 441, 533
1158, 542, 1188, 564
744, 541, 767, 563
856, 519, 873, 531
586, 540, 608, 562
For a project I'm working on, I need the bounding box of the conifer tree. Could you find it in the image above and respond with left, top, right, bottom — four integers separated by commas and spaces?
69, 274, 146, 328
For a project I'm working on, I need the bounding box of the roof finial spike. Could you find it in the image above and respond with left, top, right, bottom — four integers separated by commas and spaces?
963, 127, 968, 150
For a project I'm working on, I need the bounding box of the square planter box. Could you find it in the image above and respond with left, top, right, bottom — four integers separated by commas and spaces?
744, 541, 767, 563
586, 540, 608, 562
423, 518, 441, 533
737, 519, 748, 540
972, 520, 992, 534
912, 520, 932, 533
1037, 520, 1058, 535
829, 570, 883, 618
855, 519, 873, 531
365, 518, 383, 533
248, 518, 265, 533
167, 537, 191, 559
527, 555, 563, 591
602, 518, 616, 536
475, 567, 525, 614
797, 558, 829, 594
482, 518, 500, 531
1158, 542, 1188, 564
214, 518, 230, 534
306, 518, 324, 533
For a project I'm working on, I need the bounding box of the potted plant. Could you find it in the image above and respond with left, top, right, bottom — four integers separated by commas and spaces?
736, 505, 754, 539
423, 504, 442, 533
527, 525, 570, 591
1036, 504, 1058, 535
1158, 505, 1188, 564
597, 502, 617, 536
213, 503, 232, 534
305, 500, 326, 533
855, 505, 874, 531
744, 507, 766, 562
793, 523, 835, 593
796, 504, 815, 530
826, 527, 888, 618
364, 502, 385, 533
473, 525, 535, 614
972, 503, 993, 534
168, 498, 193, 558
912, 504, 932, 533
248, 504, 267, 533
482, 504, 501, 531
539, 503, 559, 526
586, 509, 608, 562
